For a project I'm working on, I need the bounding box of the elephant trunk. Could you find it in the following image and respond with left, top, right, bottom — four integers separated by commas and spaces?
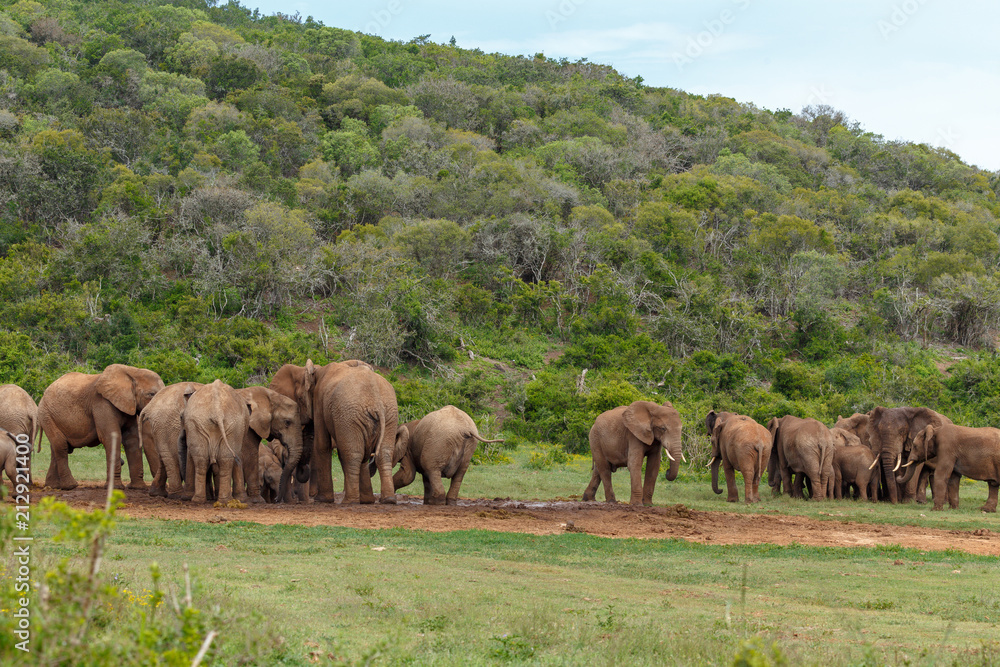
664, 452, 680, 481
711, 457, 722, 495
896, 457, 919, 486
276, 431, 303, 503
880, 450, 899, 504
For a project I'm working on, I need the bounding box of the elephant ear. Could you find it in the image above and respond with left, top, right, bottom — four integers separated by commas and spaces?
622, 402, 654, 445
705, 410, 718, 436
767, 417, 780, 437
96, 364, 137, 416
246, 396, 271, 440
919, 424, 936, 456
710, 421, 723, 451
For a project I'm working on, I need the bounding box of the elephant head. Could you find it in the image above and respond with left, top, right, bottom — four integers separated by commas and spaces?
710, 421, 725, 494
830, 427, 862, 448
370, 423, 410, 479
268, 360, 316, 426
623, 401, 683, 481
896, 424, 936, 486
867, 406, 950, 502
244, 389, 304, 503
96, 364, 165, 416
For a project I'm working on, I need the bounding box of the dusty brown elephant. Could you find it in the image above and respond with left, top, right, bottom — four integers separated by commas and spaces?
181, 380, 248, 504
830, 428, 878, 501
834, 414, 871, 448
767, 416, 835, 500
898, 423, 1000, 512
38, 364, 165, 490
268, 360, 316, 498
138, 381, 203, 498
391, 406, 501, 505
313, 362, 403, 504
583, 401, 683, 506
0, 384, 37, 481
708, 414, 771, 504
867, 406, 951, 504
233, 386, 304, 503
258, 440, 284, 503
0, 430, 26, 498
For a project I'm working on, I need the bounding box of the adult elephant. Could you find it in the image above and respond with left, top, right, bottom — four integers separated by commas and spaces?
708, 414, 771, 504
138, 381, 203, 498
582, 401, 683, 506
233, 386, 304, 503
834, 413, 872, 448
767, 416, 835, 500
268, 360, 316, 498
181, 380, 247, 504
830, 428, 878, 501
867, 406, 950, 504
38, 364, 164, 490
313, 362, 403, 504
391, 406, 499, 505
0, 384, 37, 478
898, 423, 1000, 512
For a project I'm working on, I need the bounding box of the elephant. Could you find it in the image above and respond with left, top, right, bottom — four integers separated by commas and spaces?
705, 410, 738, 436
767, 416, 835, 500
833, 413, 872, 449
0, 384, 37, 480
830, 428, 878, 501
867, 406, 951, 504
138, 382, 203, 498
391, 406, 501, 505
0, 430, 25, 499
181, 380, 248, 504
708, 414, 771, 504
38, 364, 165, 490
313, 362, 403, 504
268, 359, 317, 497
232, 386, 304, 503
582, 401, 683, 506
258, 440, 284, 503
898, 423, 1000, 512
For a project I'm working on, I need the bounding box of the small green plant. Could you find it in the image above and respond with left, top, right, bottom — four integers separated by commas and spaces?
525, 444, 570, 470
731, 637, 788, 666
489, 634, 535, 660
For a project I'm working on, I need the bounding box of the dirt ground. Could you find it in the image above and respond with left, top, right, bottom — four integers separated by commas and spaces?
37, 482, 1000, 556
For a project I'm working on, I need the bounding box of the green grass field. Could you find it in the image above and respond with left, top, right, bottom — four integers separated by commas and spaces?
22, 440, 1000, 664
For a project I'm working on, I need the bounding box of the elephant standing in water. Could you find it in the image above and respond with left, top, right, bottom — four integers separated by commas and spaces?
392, 406, 501, 505
38, 364, 164, 490
898, 423, 1000, 512
583, 401, 683, 506
707, 412, 771, 504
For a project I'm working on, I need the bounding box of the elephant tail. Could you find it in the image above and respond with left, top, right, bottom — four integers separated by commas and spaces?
471, 433, 505, 444
35, 419, 43, 454
755, 440, 767, 488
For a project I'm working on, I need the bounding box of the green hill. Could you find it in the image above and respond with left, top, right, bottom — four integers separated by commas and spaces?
2, 0, 999, 454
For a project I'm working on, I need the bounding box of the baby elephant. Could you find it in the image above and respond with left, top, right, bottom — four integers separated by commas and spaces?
830, 428, 878, 501
391, 405, 503, 505
258, 440, 284, 503
0, 430, 26, 499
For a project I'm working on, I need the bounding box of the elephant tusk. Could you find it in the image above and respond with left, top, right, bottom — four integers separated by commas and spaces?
665, 449, 676, 462
901, 460, 914, 468
868, 458, 879, 471
893, 454, 902, 472
706, 456, 716, 468
681, 452, 687, 463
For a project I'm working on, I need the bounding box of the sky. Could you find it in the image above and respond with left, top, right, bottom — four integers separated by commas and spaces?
245, 0, 1000, 171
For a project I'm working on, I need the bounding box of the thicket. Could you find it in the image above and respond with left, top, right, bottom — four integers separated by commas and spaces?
0, 0, 999, 457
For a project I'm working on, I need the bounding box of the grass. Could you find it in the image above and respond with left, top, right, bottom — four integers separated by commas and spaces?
34, 519, 1000, 666
28, 435, 1000, 664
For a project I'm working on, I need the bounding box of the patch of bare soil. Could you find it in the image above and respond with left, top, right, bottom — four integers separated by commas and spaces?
36, 483, 1000, 556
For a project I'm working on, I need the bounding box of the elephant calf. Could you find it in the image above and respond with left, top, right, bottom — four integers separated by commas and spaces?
707, 412, 771, 504
0, 430, 24, 498
831, 428, 878, 501
258, 441, 284, 503
391, 405, 503, 505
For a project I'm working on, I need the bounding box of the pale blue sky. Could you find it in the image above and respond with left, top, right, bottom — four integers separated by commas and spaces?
248, 0, 1000, 171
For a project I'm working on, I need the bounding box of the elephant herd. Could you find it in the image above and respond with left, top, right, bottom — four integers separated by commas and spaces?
1, 369, 997, 515
584, 401, 1000, 512
0, 361, 503, 507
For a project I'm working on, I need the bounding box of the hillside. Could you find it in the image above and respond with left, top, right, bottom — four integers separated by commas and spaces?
1, 0, 1000, 455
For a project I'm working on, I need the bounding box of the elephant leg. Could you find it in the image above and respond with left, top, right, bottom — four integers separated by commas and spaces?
626, 446, 646, 506
338, 448, 363, 505
143, 426, 164, 497
162, 429, 185, 498
122, 426, 146, 490
314, 418, 336, 503
982, 482, 999, 513
445, 447, 477, 506
930, 463, 953, 511
97, 428, 125, 490
791, 471, 804, 499
232, 458, 246, 502
590, 448, 615, 503
423, 469, 447, 505
781, 465, 795, 498
914, 465, 930, 504
858, 475, 868, 501
723, 461, 739, 503
358, 461, 376, 504
43, 425, 78, 490
180, 451, 196, 501
191, 456, 209, 504
215, 459, 234, 504
741, 465, 756, 504
421, 474, 433, 504
582, 465, 601, 501
947, 472, 961, 510
241, 436, 263, 504
641, 448, 661, 506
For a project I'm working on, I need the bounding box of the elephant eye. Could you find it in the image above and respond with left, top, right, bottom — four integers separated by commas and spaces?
285, 419, 292, 426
